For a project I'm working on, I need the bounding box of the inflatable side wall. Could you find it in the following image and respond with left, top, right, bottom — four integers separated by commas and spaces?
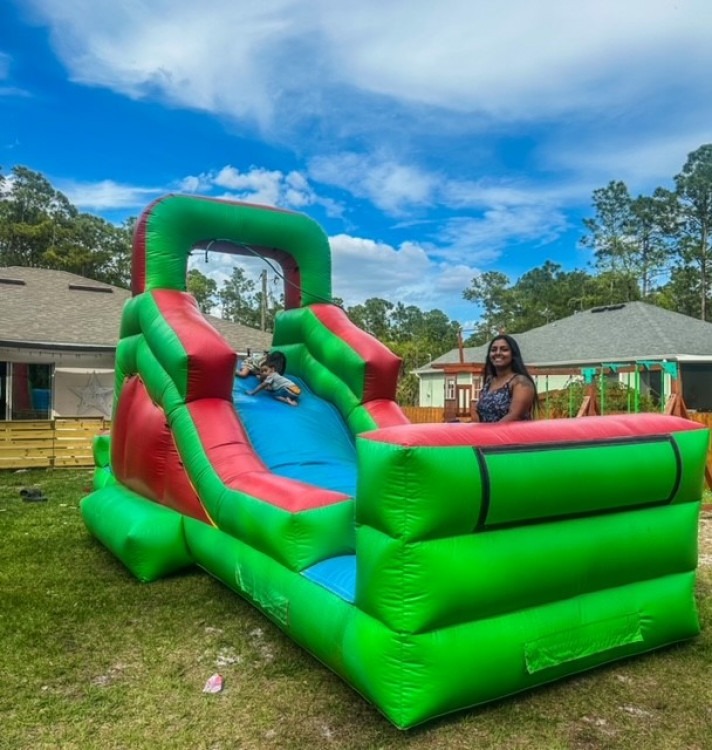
349, 417, 706, 725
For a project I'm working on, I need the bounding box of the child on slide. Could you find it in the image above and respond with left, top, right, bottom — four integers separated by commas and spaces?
248, 363, 301, 407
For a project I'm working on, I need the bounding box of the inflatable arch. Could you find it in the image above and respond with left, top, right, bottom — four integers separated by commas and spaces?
82, 195, 709, 729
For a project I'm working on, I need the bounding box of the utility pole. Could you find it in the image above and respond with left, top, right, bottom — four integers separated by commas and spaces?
260, 270, 267, 331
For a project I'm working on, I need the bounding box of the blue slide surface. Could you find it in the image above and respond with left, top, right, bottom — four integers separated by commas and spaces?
232, 375, 358, 496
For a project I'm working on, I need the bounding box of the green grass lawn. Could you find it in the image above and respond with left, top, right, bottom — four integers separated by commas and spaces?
2, 469, 711, 750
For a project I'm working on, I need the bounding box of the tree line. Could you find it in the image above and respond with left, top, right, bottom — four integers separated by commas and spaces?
463, 144, 712, 343
0, 166, 134, 287
2, 145, 711, 401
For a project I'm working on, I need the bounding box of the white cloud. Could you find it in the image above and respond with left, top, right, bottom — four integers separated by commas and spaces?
58, 179, 162, 210
0, 173, 13, 195
189, 231, 484, 323
435, 207, 570, 266
0, 52, 31, 97
284, 171, 315, 208
0, 87, 29, 97
544, 128, 712, 194
316, 1, 711, 118
178, 174, 213, 194
26, 1, 310, 126
213, 165, 284, 205
309, 152, 437, 215
308, 152, 572, 260
179, 164, 344, 216
439, 179, 538, 211
308, 151, 585, 232
57, 165, 343, 217
25, 0, 712, 130
329, 233, 479, 313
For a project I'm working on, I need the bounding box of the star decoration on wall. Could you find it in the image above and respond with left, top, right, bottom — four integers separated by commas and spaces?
70, 371, 114, 417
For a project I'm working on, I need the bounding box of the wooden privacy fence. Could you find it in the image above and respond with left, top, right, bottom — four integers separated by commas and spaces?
0, 418, 110, 470
400, 406, 446, 424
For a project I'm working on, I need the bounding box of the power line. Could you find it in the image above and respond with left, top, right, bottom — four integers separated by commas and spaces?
198, 238, 343, 309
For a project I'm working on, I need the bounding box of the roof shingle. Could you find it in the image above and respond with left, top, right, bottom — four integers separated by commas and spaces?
426, 302, 712, 369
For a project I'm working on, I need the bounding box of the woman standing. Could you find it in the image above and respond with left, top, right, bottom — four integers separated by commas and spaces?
476, 335, 537, 423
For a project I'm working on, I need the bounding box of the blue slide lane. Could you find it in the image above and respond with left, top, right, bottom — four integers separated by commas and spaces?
302, 555, 356, 602
232, 374, 358, 497
233, 375, 358, 602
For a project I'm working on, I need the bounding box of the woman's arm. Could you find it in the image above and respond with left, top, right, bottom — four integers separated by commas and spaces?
498, 376, 535, 422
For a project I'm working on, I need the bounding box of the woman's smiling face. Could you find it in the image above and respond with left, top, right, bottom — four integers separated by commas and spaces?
489, 338, 513, 369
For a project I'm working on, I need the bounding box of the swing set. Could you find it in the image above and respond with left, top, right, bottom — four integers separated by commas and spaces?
572, 360, 683, 418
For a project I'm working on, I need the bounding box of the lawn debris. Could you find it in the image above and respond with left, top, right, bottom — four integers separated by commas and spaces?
619, 704, 654, 718
19, 487, 47, 502
203, 673, 224, 694
216, 647, 241, 667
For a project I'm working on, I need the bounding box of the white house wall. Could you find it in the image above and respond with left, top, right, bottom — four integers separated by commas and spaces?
0, 346, 115, 419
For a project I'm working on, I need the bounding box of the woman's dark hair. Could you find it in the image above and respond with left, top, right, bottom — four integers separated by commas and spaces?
484, 334, 538, 408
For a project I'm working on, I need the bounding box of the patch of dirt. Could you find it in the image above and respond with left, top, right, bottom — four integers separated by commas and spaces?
700, 512, 712, 567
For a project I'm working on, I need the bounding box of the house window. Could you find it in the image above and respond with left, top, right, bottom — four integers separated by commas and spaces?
472, 375, 483, 402
456, 385, 472, 417
0, 362, 53, 420
445, 377, 456, 401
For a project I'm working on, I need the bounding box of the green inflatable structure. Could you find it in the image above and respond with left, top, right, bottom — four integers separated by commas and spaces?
82, 195, 709, 728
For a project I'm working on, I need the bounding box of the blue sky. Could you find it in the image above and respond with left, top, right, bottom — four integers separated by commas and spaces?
2, 1, 711, 326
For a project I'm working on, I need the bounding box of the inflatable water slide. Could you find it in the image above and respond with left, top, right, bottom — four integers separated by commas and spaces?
82, 195, 709, 729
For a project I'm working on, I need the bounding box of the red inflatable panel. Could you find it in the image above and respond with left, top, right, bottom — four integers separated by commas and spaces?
153, 289, 236, 403
363, 413, 705, 448
113, 375, 209, 522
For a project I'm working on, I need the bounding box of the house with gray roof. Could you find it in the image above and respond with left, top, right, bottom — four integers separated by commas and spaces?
0, 266, 272, 420
416, 302, 712, 413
